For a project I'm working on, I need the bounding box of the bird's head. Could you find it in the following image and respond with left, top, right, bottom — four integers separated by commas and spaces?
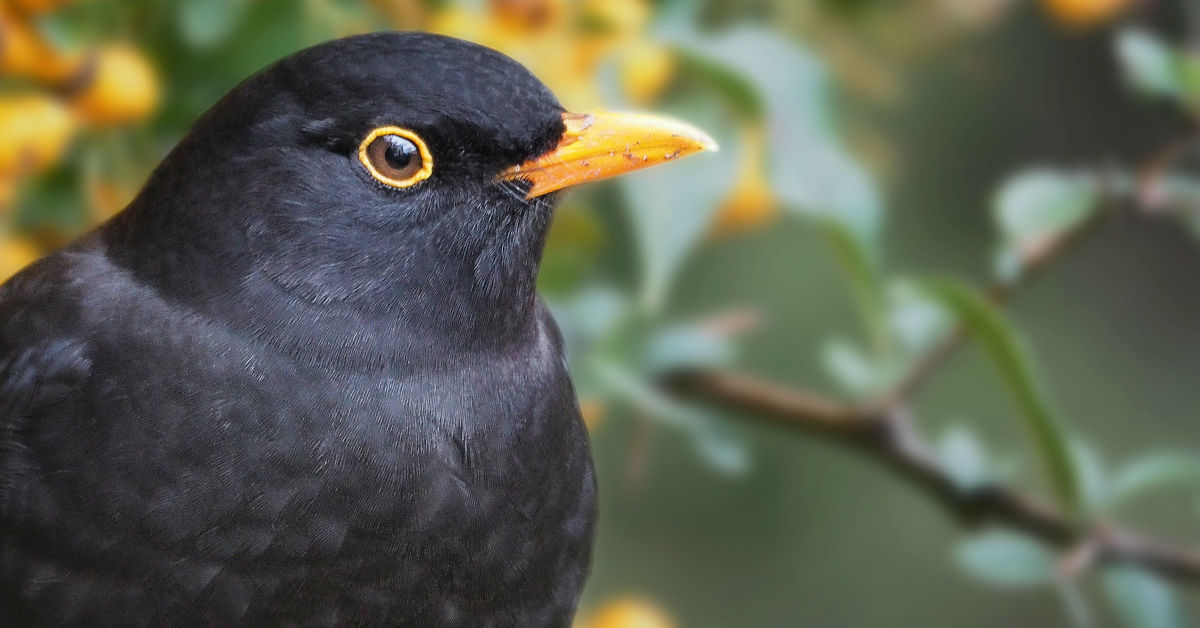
116, 32, 715, 343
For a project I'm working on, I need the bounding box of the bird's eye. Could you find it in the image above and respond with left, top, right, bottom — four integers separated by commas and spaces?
358, 126, 433, 188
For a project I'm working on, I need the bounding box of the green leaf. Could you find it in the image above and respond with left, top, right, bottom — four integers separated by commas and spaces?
824, 222, 888, 355
673, 49, 765, 118
546, 285, 629, 344
668, 27, 885, 353
1181, 54, 1200, 113
672, 27, 883, 261
692, 421, 752, 476
593, 360, 751, 476
178, 0, 247, 50
820, 336, 884, 396
619, 103, 736, 311
888, 279, 952, 355
924, 281, 1081, 518
644, 324, 736, 375
1069, 439, 1108, 517
938, 425, 991, 492
1102, 566, 1190, 628
955, 531, 1055, 587
1115, 29, 1184, 100
1107, 453, 1200, 509
992, 169, 1099, 283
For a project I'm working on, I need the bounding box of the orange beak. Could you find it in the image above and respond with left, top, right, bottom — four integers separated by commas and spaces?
501, 111, 719, 199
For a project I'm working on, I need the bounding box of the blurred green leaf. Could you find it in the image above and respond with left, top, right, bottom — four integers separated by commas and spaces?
924, 281, 1081, 518
178, 0, 247, 50
821, 336, 885, 395
1116, 29, 1184, 100
540, 203, 605, 295
692, 421, 752, 476
676, 27, 888, 358
1102, 566, 1190, 628
938, 425, 990, 492
620, 104, 736, 311
1114, 27, 1200, 114
993, 169, 1099, 283
593, 359, 750, 476
1107, 452, 1200, 509
888, 279, 952, 355
824, 222, 888, 355
955, 531, 1054, 587
547, 285, 629, 344
644, 324, 736, 375
1069, 439, 1108, 517
32, 9, 90, 56
673, 50, 765, 118
672, 27, 883, 261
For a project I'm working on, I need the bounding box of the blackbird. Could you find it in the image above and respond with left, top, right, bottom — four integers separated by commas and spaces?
0, 32, 714, 626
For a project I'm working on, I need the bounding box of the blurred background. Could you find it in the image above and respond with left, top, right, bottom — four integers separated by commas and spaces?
3, 0, 1200, 626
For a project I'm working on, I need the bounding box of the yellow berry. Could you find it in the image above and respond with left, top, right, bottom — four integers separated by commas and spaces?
0, 93, 77, 176
428, 7, 487, 41
618, 40, 675, 105
589, 598, 675, 628
0, 236, 41, 283
70, 44, 160, 126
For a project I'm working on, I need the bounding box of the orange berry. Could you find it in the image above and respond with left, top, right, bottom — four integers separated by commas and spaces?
0, 93, 77, 176
70, 44, 160, 126
6, 0, 73, 14
489, 0, 566, 33
0, 10, 82, 82
86, 178, 135, 221
581, 0, 650, 38
589, 598, 675, 628
711, 125, 776, 236
1040, 0, 1130, 28
0, 11, 40, 74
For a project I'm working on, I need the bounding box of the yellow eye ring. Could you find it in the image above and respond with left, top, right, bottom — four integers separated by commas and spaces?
358, 126, 434, 188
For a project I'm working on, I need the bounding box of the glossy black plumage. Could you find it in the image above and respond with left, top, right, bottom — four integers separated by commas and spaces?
0, 32, 595, 626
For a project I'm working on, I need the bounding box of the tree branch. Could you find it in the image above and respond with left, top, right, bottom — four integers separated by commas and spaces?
666, 370, 1200, 584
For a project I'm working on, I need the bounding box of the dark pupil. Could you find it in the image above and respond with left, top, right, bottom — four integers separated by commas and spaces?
382, 135, 417, 171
